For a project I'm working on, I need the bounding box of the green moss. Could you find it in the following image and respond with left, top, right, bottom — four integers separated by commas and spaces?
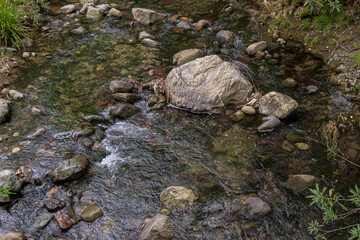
269, 23, 277, 31
350, 53, 360, 66
301, 18, 311, 29
309, 36, 319, 47
328, 38, 336, 45
297, 8, 311, 18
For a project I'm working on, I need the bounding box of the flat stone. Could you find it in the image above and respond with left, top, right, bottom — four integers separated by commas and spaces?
194, 19, 209, 31
246, 41, 268, 55
282, 78, 297, 87
112, 93, 141, 103
216, 30, 234, 45
47, 155, 89, 183
95, 4, 110, 11
173, 49, 205, 66
139, 31, 152, 41
259, 91, 298, 119
287, 174, 318, 192
282, 140, 295, 152
241, 106, 256, 115
109, 80, 133, 93
160, 186, 197, 209
240, 194, 272, 218
44, 198, 66, 212
60, 4, 76, 14
9, 90, 24, 100
109, 8, 122, 17
141, 38, 160, 47
55, 211, 74, 230
33, 213, 54, 230
81, 203, 103, 222
110, 103, 141, 119
295, 142, 309, 150
139, 214, 172, 240
86, 6, 104, 20
31, 106, 42, 115
132, 8, 167, 25
0, 232, 25, 240
257, 116, 281, 132
71, 27, 85, 35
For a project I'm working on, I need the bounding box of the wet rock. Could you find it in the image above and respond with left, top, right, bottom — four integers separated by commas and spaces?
287, 174, 318, 192
286, 132, 305, 143
82, 137, 94, 148
0, 170, 22, 192
255, 50, 265, 59
176, 21, 191, 29
21, 38, 32, 48
159, 208, 172, 216
282, 140, 295, 152
47, 155, 89, 183
0, 232, 25, 240
55, 211, 74, 230
80, 203, 103, 222
22, 52, 30, 58
109, 8, 122, 17
246, 41, 268, 55
131, 8, 167, 25
282, 78, 297, 87
0, 98, 11, 124
160, 186, 197, 209
112, 93, 141, 103
166, 55, 252, 112
33, 213, 54, 230
110, 103, 141, 119
259, 92, 298, 119
86, 6, 104, 20
241, 105, 256, 115
229, 110, 245, 122
194, 19, 209, 31
60, 4, 76, 14
44, 198, 66, 212
240, 194, 272, 218
216, 30, 234, 45
9, 90, 24, 100
257, 116, 281, 132
139, 31, 152, 40
173, 49, 205, 66
84, 114, 110, 124
139, 214, 172, 240
295, 142, 309, 150
95, 4, 110, 11
71, 27, 85, 35
141, 38, 160, 47
109, 80, 133, 93
31, 106, 42, 115
11, 146, 22, 155
79, 3, 89, 15
28, 127, 46, 139
305, 85, 318, 94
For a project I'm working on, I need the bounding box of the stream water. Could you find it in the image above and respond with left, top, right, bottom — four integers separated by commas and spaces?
0, 0, 359, 239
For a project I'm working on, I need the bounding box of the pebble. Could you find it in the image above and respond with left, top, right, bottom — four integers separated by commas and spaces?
241, 106, 256, 115
139, 31, 151, 41
109, 8, 122, 17
282, 78, 297, 87
22, 52, 30, 58
229, 110, 245, 122
71, 27, 85, 35
31, 107, 42, 115
81, 203, 103, 222
295, 142, 309, 150
257, 116, 281, 132
9, 90, 24, 100
305, 85, 318, 94
11, 146, 22, 155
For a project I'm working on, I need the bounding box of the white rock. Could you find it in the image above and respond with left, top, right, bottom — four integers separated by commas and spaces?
9, 90, 24, 100
109, 8, 122, 17
246, 41, 268, 55
60, 4, 76, 14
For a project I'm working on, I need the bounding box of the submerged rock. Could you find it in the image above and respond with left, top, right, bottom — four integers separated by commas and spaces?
166, 55, 252, 112
47, 155, 89, 183
33, 213, 54, 230
0, 232, 25, 240
246, 41, 268, 55
240, 194, 272, 218
216, 30, 234, 45
139, 214, 172, 240
60, 4, 76, 14
112, 93, 141, 103
0, 98, 11, 124
132, 8, 167, 25
160, 186, 197, 209
229, 110, 245, 122
257, 116, 281, 132
259, 92, 298, 119
109, 80, 134, 93
194, 19, 209, 31
110, 103, 141, 119
44, 197, 66, 212
55, 211, 74, 230
81, 203, 103, 222
287, 174, 318, 192
173, 49, 205, 66
241, 105, 256, 115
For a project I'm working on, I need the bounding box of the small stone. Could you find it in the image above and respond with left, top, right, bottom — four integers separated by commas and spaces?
82, 137, 94, 148
0, 169, 22, 192
109, 8, 122, 17
255, 51, 265, 59
44, 198, 66, 212
13, 132, 19, 137
241, 106, 256, 115
86, 6, 104, 20
11, 146, 22, 155
159, 208, 172, 216
71, 27, 85, 35
81, 203, 103, 222
60, 4, 76, 14
0, 232, 25, 240
31, 52, 36, 57
132, 8, 167, 25
55, 211, 74, 230
229, 110, 245, 122
95, 4, 110, 11
33, 213, 54, 230
194, 19, 209, 31
216, 30, 234, 45
176, 21, 191, 29
0, 98, 11, 124
79, 3, 89, 15
259, 91, 298, 119
141, 38, 160, 47
240, 194, 272, 218
31, 107, 42, 115
246, 41, 267, 55
305, 85, 318, 94
110, 103, 141, 119
139, 214, 172, 240
286, 132, 305, 143
47, 155, 89, 183
28, 127, 46, 139
9, 90, 24, 100
160, 186, 197, 209
112, 93, 141, 103
139, 31, 152, 41
22, 52, 30, 58
295, 142, 309, 150
282, 140, 295, 152
287, 174, 318, 192
173, 49, 205, 66
109, 80, 133, 93
282, 78, 297, 87
257, 116, 281, 132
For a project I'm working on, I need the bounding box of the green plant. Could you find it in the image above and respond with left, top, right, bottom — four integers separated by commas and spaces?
306, 0, 324, 15
301, 18, 311, 29
310, 36, 320, 47
350, 53, 360, 66
269, 23, 277, 31
328, 0, 343, 13
328, 38, 336, 45
307, 184, 360, 240
0, 185, 14, 197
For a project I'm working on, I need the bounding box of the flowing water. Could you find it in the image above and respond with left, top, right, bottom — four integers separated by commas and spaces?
0, 0, 359, 239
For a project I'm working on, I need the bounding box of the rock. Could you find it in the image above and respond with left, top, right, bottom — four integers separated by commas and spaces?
71, 27, 85, 35
80, 0, 99, 5
79, 3, 89, 15
241, 105, 256, 115
176, 21, 191, 29
131, 8, 167, 25
9, 90, 24, 100
0, 170, 22, 192
257, 116, 281, 132
110, 103, 141, 119
282, 78, 297, 87
282, 140, 295, 152
109, 80, 133, 93
33, 213, 54, 230
141, 38, 160, 47
305, 85, 318, 94
81, 203, 103, 222
95, 4, 110, 11
84, 114, 110, 124
295, 142, 309, 150
60, 4, 76, 14
11, 146, 22, 155
109, 8, 122, 17
159, 208, 172, 216
246, 41, 268, 55
259, 92, 298, 119
139, 214, 172, 240
21, 38, 32, 48
44, 198, 66, 212
55, 211, 74, 230
286, 132, 305, 143
160, 186, 197, 209
31, 52, 36, 57
0, 98, 11, 124
86, 6, 104, 20
139, 31, 152, 40
0, 232, 25, 240
28, 127, 46, 139
82, 137, 94, 148
165, 55, 252, 112
255, 50, 265, 59
47, 155, 89, 183
229, 110, 245, 122
287, 174, 318, 192
173, 49, 205, 66
112, 93, 141, 103
216, 30, 234, 45
240, 194, 272, 218
22, 52, 30, 58
194, 19, 209, 31
31, 106, 42, 115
